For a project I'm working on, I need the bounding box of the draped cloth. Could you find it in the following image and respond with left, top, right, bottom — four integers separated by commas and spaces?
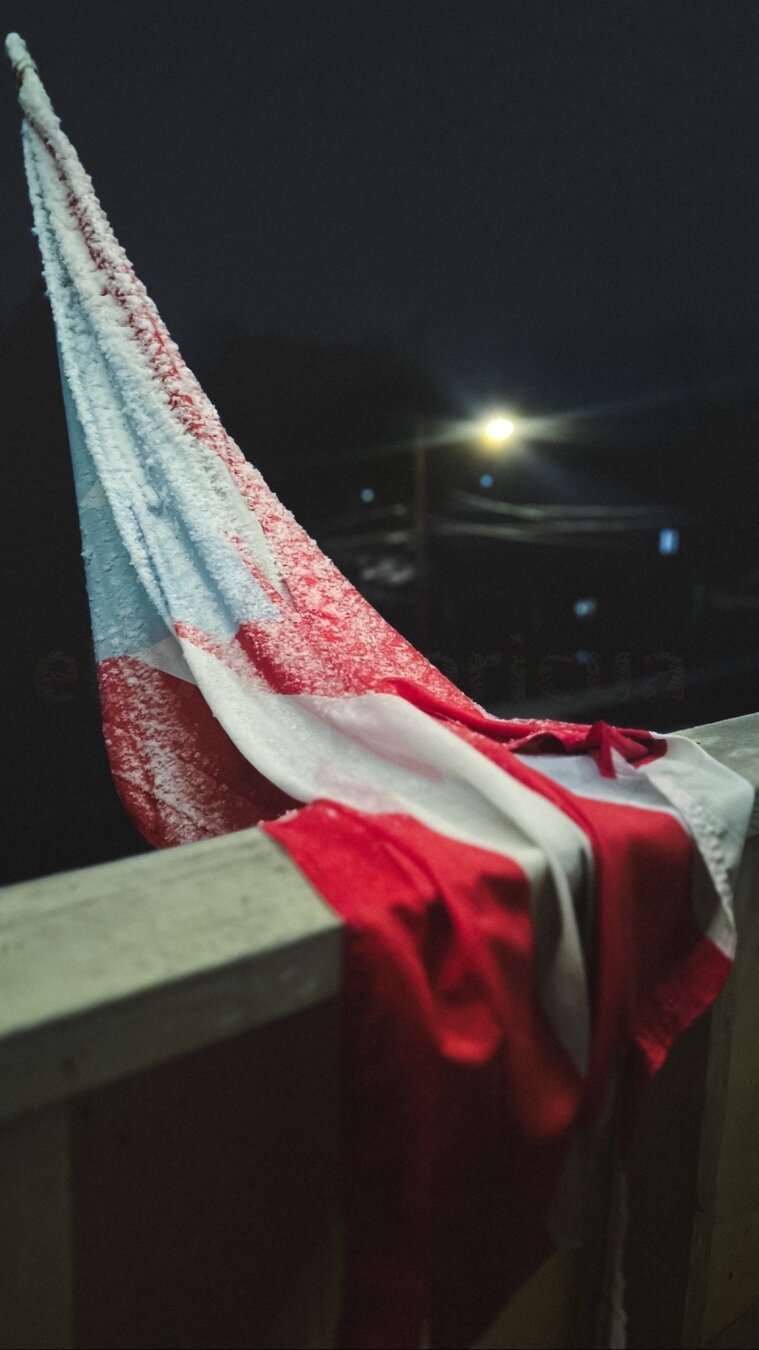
8, 33, 753, 1347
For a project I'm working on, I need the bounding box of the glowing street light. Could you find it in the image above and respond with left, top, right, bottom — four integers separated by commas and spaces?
480, 414, 517, 447
412, 408, 520, 645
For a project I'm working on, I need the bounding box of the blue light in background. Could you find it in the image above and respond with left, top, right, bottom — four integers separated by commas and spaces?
360, 487, 375, 503
573, 597, 598, 619
659, 527, 680, 555
479, 473, 494, 489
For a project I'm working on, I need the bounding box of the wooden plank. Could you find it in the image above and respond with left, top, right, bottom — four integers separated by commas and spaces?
572, 832, 759, 1350
703, 1210, 759, 1345
624, 1007, 714, 1350
706, 1293, 759, 1348
0, 828, 342, 1124
0, 1105, 72, 1349
685, 837, 759, 1346
71, 1001, 341, 1350
0, 712, 753, 1135
712, 841, 759, 1228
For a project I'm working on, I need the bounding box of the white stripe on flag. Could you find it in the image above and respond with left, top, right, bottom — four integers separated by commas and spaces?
529, 735, 753, 958
174, 642, 596, 1072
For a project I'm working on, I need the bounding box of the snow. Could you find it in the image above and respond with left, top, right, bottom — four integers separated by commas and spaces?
5, 33, 34, 75
12, 29, 473, 845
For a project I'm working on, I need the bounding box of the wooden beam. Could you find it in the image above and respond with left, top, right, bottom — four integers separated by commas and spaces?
0, 828, 341, 1124
0, 1105, 72, 1350
682, 835, 759, 1346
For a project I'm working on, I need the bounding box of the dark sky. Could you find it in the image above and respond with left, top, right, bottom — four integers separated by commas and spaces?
3, 0, 759, 412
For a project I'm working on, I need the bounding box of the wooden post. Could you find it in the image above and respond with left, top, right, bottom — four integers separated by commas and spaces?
682, 836, 759, 1347
0, 1105, 72, 1350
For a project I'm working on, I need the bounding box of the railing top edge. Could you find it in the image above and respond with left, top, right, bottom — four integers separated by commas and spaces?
0, 827, 342, 1123
0, 710, 755, 1123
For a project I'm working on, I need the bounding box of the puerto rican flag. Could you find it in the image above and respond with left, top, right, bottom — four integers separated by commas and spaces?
10, 33, 753, 1349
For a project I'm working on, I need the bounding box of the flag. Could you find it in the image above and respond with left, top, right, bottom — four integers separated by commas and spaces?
8, 33, 753, 1348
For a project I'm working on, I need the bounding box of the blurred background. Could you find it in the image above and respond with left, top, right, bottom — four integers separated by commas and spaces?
2, 1, 758, 883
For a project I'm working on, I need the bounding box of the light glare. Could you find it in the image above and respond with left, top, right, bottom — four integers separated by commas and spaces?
659, 527, 679, 556
483, 415, 515, 444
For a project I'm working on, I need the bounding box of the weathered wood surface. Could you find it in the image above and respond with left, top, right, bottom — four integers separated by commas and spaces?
0, 714, 755, 1132
678, 714, 759, 1347
0, 1105, 72, 1350
685, 834, 759, 1348
71, 1001, 342, 1350
0, 828, 341, 1124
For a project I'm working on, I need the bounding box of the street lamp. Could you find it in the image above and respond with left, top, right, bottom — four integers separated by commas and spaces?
412, 409, 519, 648
480, 413, 518, 447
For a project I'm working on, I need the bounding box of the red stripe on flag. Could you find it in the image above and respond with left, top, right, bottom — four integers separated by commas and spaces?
432, 715, 723, 1119
98, 657, 299, 846
266, 802, 584, 1349
266, 717, 729, 1346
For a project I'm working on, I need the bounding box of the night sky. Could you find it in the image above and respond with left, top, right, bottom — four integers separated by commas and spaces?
3, 1, 759, 406
3, 2, 759, 883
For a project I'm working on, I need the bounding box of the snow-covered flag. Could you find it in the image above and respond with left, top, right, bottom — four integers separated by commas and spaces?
7, 33, 754, 1349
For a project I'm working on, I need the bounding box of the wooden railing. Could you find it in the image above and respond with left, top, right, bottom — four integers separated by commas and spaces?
1, 714, 757, 1349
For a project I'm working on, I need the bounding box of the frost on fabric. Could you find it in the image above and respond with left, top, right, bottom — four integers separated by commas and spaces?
98, 658, 298, 847
14, 40, 751, 1094
5, 33, 33, 73
15, 48, 476, 841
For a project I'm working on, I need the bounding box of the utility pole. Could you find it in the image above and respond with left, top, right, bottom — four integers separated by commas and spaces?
412, 415, 428, 650
412, 315, 429, 651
